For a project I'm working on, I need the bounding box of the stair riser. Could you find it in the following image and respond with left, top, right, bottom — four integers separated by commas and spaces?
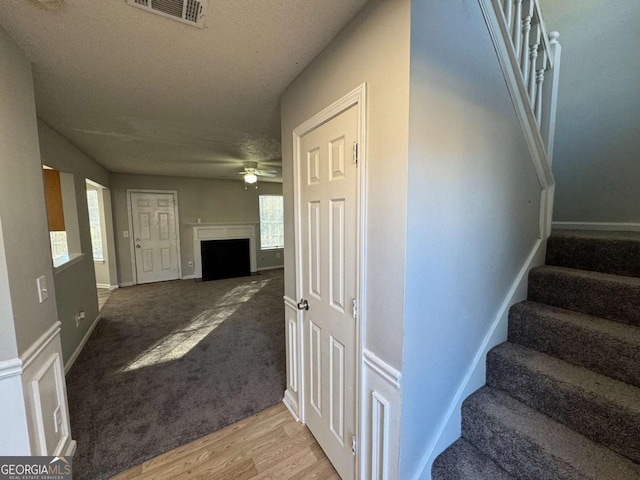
528, 270, 640, 326
461, 400, 584, 480
547, 236, 640, 278
508, 305, 640, 388
486, 350, 640, 463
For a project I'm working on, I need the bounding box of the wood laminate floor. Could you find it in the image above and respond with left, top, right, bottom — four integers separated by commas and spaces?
111, 403, 340, 480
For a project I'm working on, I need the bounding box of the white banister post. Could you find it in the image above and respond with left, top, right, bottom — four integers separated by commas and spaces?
528, 23, 541, 106
540, 31, 561, 166
535, 49, 547, 127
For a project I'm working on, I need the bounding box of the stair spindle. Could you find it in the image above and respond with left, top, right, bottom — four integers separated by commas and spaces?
528, 23, 542, 107
520, 0, 535, 81
503, 0, 513, 31
512, 0, 523, 59
535, 49, 548, 127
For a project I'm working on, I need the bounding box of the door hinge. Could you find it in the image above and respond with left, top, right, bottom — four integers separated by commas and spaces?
352, 298, 358, 319
352, 436, 357, 455
353, 142, 358, 165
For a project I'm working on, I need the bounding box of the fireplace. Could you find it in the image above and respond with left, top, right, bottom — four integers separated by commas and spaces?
201, 239, 250, 281
192, 223, 258, 280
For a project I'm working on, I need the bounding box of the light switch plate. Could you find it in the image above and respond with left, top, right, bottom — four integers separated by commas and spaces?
37, 275, 48, 303
123, 231, 129, 238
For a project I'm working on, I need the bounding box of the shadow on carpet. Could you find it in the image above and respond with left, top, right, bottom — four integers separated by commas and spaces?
65, 270, 286, 479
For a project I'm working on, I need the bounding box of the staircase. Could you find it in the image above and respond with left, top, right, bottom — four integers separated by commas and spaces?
432, 230, 640, 479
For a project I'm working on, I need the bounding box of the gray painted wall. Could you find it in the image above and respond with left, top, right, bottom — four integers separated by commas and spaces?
37, 120, 110, 363
281, 0, 411, 371
110, 174, 284, 285
541, 0, 640, 222
0, 27, 60, 359
400, 1, 542, 478
0, 25, 57, 453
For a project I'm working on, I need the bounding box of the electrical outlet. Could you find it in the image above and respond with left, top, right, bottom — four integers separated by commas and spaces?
276, 252, 281, 259
123, 231, 129, 238
188, 261, 194, 268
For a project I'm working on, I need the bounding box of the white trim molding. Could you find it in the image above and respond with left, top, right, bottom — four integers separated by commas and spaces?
192, 223, 258, 279
64, 314, 101, 374
283, 296, 301, 421
414, 239, 546, 479
552, 221, 640, 232
19, 323, 75, 456
0, 358, 23, 380
257, 265, 284, 272
361, 349, 401, 480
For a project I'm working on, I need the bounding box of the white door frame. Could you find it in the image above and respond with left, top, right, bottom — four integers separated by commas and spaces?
292, 83, 367, 478
126, 189, 183, 285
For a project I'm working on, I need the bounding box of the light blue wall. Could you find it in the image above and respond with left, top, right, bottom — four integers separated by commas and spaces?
541, 0, 640, 222
400, 1, 542, 478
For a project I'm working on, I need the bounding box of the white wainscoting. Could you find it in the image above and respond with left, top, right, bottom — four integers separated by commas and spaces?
283, 296, 301, 421
20, 322, 75, 456
414, 239, 546, 479
361, 349, 401, 480
192, 223, 258, 279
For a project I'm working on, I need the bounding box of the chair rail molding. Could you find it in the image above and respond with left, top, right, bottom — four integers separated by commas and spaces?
361, 349, 401, 480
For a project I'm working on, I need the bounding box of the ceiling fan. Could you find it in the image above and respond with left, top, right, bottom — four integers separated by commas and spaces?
238, 161, 278, 186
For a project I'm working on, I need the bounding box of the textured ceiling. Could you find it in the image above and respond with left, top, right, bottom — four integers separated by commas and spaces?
0, 0, 367, 181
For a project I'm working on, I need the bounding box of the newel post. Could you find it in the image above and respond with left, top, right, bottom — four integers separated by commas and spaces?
540, 31, 561, 166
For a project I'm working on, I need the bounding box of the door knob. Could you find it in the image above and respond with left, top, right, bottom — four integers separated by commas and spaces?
136, 244, 141, 248
297, 299, 309, 311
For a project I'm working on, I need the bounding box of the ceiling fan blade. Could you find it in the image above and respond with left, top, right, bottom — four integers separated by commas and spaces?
255, 170, 278, 177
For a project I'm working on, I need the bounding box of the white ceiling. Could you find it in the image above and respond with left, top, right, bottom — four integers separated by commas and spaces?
0, 0, 367, 182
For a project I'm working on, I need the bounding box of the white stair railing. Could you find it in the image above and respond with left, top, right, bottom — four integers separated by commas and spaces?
498, 0, 561, 163
479, 0, 561, 238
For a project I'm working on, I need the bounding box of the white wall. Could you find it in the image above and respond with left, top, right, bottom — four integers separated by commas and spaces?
540, 0, 640, 223
400, 2, 543, 478
110, 173, 284, 284
281, 0, 411, 371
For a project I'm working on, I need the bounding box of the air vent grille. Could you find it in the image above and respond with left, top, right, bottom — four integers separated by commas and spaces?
126, 0, 207, 28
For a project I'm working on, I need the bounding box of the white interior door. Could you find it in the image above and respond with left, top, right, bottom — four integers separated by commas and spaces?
130, 192, 180, 284
299, 104, 358, 480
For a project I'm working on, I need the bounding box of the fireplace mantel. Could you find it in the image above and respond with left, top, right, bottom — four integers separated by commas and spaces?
192, 223, 258, 279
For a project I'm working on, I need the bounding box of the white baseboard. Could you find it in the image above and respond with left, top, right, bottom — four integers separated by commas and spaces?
119, 281, 134, 287
109, 285, 119, 291
64, 440, 77, 456
96, 283, 111, 289
181, 275, 195, 280
282, 391, 300, 422
552, 221, 640, 232
257, 265, 284, 272
413, 239, 546, 479
64, 314, 101, 375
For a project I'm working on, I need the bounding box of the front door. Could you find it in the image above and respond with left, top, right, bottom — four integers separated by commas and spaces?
299, 104, 358, 480
130, 191, 180, 284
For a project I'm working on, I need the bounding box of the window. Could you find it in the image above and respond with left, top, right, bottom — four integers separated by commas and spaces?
86, 189, 104, 261
259, 195, 284, 250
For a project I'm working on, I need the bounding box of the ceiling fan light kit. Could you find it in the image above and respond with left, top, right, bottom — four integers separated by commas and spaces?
238, 161, 278, 189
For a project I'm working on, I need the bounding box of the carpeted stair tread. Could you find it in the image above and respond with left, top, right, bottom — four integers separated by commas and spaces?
431, 438, 515, 480
547, 230, 640, 278
509, 301, 640, 388
462, 387, 640, 480
528, 266, 640, 326
486, 342, 640, 463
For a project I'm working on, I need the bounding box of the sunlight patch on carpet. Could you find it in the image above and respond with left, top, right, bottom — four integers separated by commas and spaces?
122, 279, 268, 372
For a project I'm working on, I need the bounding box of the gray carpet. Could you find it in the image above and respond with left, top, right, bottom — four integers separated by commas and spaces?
65, 269, 286, 480
432, 231, 640, 479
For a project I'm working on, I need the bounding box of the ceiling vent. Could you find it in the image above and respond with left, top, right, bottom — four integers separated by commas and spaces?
126, 0, 207, 28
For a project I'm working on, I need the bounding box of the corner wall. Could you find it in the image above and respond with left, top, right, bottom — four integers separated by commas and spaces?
110, 174, 283, 285
540, 0, 640, 223
37, 120, 110, 365
400, 1, 543, 478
